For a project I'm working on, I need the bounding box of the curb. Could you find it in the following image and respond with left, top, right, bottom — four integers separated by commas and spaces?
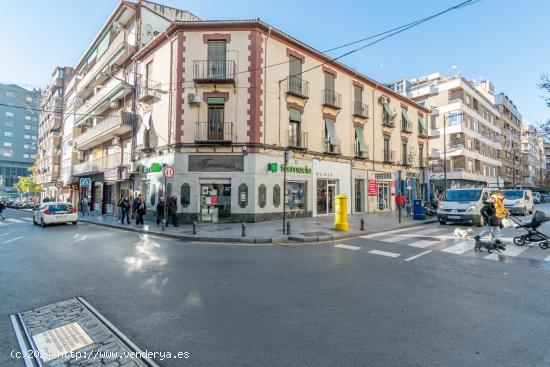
78, 216, 438, 244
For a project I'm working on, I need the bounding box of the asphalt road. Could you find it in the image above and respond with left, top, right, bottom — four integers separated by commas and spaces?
1, 208, 550, 366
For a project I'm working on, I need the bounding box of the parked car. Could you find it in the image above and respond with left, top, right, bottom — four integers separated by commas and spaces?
502, 189, 534, 216
33, 202, 78, 227
533, 192, 542, 204
437, 188, 492, 226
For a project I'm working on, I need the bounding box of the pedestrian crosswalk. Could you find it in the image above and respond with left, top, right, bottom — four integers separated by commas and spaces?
0, 217, 30, 226
360, 224, 550, 264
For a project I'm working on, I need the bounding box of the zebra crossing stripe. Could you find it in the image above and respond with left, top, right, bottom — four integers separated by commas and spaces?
335, 244, 362, 251
5, 218, 23, 224
408, 240, 440, 248
441, 241, 475, 254
485, 245, 530, 261
359, 224, 431, 239
21, 217, 33, 221
369, 250, 401, 258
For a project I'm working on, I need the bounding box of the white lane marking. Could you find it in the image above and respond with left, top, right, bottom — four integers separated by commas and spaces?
5, 218, 23, 223
408, 240, 440, 248
21, 217, 33, 221
359, 224, 436, 239
379, 228, 447, 243
544, 253, 550, 262
369, 250, 401, 258
442, 241, 475, 254
2, 236, 23, 244
0, 222, 8, 226
0, 232, 10, 237
485, 245, 530, 261
334, 244, 362, 251
404, 250, 432, 262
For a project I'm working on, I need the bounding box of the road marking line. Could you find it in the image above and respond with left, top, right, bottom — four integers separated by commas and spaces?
369, 250, 401, 258
0, 232, 10, 237
21, 217, 33, 221
2, 236, 23, 244
334, 244, 362, 251
5, 218, 23, 223
359, 224, 435, 239
545, 253, 550, 262
485, 245, 530, 261
407, 240, 439, 248
378, 228, 446, 243
441, 241, 475, 254
0, 222, 8, 226
405, 250, 432, 262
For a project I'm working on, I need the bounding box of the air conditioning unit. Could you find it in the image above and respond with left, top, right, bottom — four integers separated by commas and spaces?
187, 93, 201, 104
378, 95, 389, 104
112, 136, 121, 146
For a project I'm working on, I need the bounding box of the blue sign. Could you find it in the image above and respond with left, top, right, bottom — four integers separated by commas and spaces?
80, 178, 92, 187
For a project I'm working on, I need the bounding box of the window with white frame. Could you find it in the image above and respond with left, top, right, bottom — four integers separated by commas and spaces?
23, 154, 29, 158
5, 120, 13, 126
24, 135, 30, 139
448, 111, 462, 125
25, 125, 31, 130
4, 142, 12, 147
6, 91, 15, 98
24, 144, 30, 149
31, 136, 36, 140
3, 150, 13, 157
5, 112, 14, 117
26, 96, 33, 102
25, 116, 31, 121
4, 132, 12, 137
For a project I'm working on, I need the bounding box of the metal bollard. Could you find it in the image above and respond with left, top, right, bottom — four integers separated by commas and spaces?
242, 222, 246, 237
192, 221, 197, 235
286, 221, 291, 235
360, 217, 365, 231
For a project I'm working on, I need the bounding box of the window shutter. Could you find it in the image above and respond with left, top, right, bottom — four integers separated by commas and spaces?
289, 56, 301, 77
289, 108, 301, 122
208, 40, 226, 61
324, 118, 340, 145
324, 73, 335, 91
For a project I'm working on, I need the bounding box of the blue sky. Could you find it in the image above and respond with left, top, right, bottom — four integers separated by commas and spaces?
1, 0, 548, 123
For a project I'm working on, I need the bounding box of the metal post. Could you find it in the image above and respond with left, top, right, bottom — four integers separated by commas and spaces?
242, 222, 246, 237
286, 221, 291, 235
162, 177, 166, 231
360, 217, 365, 231
443, 114, 447, 191
192, 221, 197, 235
282, 149, 289, 234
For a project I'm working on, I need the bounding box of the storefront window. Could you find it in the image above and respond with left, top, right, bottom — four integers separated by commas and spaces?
317, 179, 336, 215
273, 184, 281, 208
238, 183, 248, 208
142, 181, 150, 205
151, 184, 156, 206
286, 182, 306, 211
200, 183, 231, 223
180, 184, 190, 207
258, 184, 266, 208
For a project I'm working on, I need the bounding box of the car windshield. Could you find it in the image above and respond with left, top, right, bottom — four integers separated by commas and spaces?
48, 204, 71, 212
443, 189, 482, 202
503, 190, 523, 199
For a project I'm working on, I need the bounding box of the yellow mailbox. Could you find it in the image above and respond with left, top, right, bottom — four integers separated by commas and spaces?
333, 194, 349, 231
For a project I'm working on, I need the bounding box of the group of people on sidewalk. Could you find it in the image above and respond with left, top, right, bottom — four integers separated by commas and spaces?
115, 194, 179, 227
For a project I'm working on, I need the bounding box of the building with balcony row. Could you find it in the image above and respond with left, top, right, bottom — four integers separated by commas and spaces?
0, 83, 40, 196
521, 123, 545, 188
37, 67, 74, 199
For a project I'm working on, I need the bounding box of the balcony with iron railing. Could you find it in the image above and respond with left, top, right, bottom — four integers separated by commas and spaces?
353, 101, 369, 118
418, 126, 428, 138
323, 138, 341, 154
193, 60, 236, 83
137, 79, 162, 102
419, 157, 429, 168
355, 146, 369, 159
287, 130, 308, 150
322, 89, 342, 109
285, 76, 310, 99
383, 150, 395, 163
401, 120, 412, 133
194, 122, 234, 143
382, 112, 395, 128
74, 111, 134, 150
72, 152, 124, 175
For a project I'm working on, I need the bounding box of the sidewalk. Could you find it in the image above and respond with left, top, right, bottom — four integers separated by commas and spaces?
78, 211, 437, 244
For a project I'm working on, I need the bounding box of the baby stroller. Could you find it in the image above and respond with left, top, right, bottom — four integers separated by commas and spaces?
508, 211, 550, 249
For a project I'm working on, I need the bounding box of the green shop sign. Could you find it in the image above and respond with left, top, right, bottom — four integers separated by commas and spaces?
140, 163, 166, 173
267, 163, 311, 174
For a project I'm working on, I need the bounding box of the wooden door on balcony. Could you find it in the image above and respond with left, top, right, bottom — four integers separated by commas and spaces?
207, 41, 227, 79
207, 103, 225, 141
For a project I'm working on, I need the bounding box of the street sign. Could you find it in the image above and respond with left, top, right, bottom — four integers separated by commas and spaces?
162, 166, 174, 179
80, 178, 91, 187
55, 181, 63, 189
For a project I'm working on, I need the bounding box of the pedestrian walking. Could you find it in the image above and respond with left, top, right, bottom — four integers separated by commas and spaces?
0, 200, 5, 220
135, 197, 147, 226
156, 197, 165, 226
477, 191, 509, 245
117, 196, 125, 223
80, 196, 89, 216
132, 194, 142, 223
166, 194, 178, 227
120, 196, 131, 224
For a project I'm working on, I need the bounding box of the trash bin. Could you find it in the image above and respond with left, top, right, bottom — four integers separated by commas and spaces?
333, 194, 349, 231
413, 199, 425, 220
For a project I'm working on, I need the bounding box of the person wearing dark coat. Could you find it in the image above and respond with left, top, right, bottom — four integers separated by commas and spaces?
135, 197, 147, 225
120, 196, 131, 224
0, 201, 5, 220
132, 194, 142, 222
166, 194, 178, 227
156, 197, 165, 226
477, 196, 504, 245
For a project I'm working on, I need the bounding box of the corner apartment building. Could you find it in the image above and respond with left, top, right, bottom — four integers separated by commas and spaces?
62, 1, 198, 213
521, 124, 544, 188
493, 92, 522, 187
389, 73, 501, 193
37, 67, 74, 199
0, 83, 40, 196
131, 19, 429, 223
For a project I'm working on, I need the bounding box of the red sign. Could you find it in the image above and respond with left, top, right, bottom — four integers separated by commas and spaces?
162, 166, 175, 179
368, 180, 377, 196
391, 181, 396, 196
210, 196, 218, 205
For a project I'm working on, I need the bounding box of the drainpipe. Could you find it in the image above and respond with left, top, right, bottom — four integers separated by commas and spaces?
371, 82, 379, 212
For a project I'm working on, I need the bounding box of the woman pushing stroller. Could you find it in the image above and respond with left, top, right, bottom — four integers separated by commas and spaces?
476, 191, 509, 246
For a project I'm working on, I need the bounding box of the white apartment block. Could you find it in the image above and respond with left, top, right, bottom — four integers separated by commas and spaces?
521, 123, 545, 188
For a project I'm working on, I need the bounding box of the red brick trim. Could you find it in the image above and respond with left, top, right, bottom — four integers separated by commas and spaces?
382, 130, 392, 136
286, 48, 305, 63
203, 91, 230, 102
323, 112, 336, 120
173, 31, 185, 145
247, 30, 263, 147
353, 81, 364, 89
203, 33, 232, 43
287, 101, 304, 112
323, 66, 337, 77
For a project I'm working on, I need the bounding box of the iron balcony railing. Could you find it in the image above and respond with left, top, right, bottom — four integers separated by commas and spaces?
353, 101, 369, 118
383, 150, 395, 163
355, 146, 369, 159
401, 121, 412, 133
322, 89, 342, 109
287, 130, 308, 149
418, 126, 428, 137
382, 113, 395, 127
286, 77, 309, 99
193, 60, 236, 83
194, 122, 234, 143
323, 138, 341, 154
137, 79, 162, 102
74, 111, 134, 149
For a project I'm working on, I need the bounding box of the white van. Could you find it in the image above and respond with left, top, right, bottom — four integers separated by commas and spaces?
502, 189, 534, 216
437, 188, 492, 226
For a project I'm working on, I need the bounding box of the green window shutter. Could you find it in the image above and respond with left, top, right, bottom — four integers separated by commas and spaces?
289, 108, 301, 122
354, 127, 368, 153
383, 102, 396, 118
324, 72, 335, 90
401, 108, 411, 124
289, 56, 302, 77
418, 116, 427, 130
207, 97, 225, 105
324, 118, 340, 146
208, 40, 226, 61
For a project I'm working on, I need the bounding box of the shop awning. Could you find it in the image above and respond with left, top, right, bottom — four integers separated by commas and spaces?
324, 118, 340, 146
354, 127, 368, 153
382, 102, 396, 119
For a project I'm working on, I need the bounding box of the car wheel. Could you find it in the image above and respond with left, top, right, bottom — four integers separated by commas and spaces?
439, 219, 446, 225
32, 216, 37, 225
72, 221, 77, 225
40, 218, 46, 228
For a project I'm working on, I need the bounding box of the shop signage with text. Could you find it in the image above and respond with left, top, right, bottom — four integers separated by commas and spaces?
267, 163, 311, 174
368, 180, 377, 196
140, 163, 166, 173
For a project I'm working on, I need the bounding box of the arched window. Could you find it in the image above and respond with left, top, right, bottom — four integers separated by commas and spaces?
238, 183, 248, 208
258, 184, 266, 208
180, 184, 190, 207
273, 184, 280, 208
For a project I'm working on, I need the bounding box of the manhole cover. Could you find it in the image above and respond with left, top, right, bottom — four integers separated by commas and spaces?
300, 231, 330, 236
